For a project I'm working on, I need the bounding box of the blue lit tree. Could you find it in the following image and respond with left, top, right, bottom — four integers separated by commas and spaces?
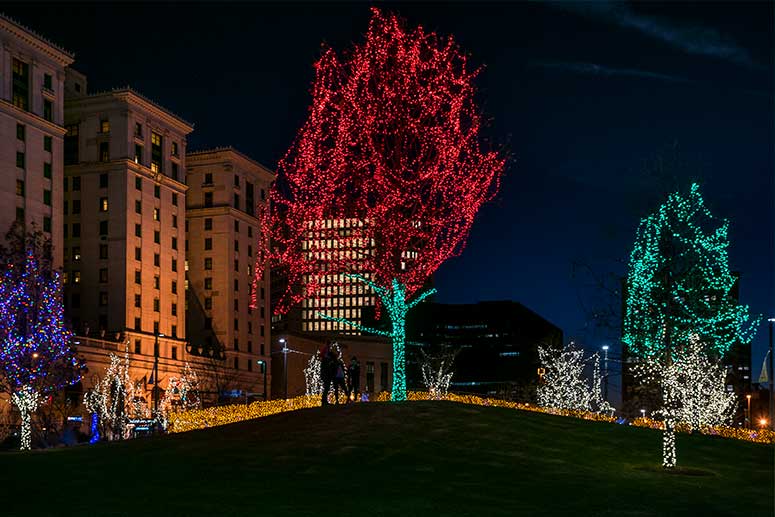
0, 222, 82, 449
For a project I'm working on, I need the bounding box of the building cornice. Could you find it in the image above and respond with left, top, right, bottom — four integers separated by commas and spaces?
187, 146, 275, 181
0, 98, 66, 135
66, 87, 194, 135
0, 13, 74, 65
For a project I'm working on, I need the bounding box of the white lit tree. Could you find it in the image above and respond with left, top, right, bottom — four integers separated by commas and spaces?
634, 335, 737, 465
537, 342, 614, 415
158, 363, 201, 429
419, 348, 457, 399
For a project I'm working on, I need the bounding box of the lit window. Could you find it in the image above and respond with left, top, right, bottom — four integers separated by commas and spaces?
100, 119, 110, 133
100, 197, 108, 212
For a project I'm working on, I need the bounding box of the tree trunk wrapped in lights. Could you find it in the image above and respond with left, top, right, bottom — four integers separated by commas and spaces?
0, 223, 82, 450
254, 8, 504, 401
622, 184, 758, 468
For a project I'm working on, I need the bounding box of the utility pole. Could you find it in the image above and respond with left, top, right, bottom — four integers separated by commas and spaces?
769, 318, 774, 431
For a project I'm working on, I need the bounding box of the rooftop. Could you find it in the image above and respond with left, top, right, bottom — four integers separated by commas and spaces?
0, 12, 74, 63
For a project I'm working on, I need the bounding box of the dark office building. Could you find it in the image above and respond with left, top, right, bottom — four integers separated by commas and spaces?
405, 301, 563, 399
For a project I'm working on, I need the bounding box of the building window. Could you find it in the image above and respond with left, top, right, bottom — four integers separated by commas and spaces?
153, 208, 160, 221
171, 303, 177, 316
204, 238, 212, 250
135, 122, 143, 138
171, 280, 177, 294
44, 162, 52, 179
172, 215, 178, 228
234, 220, 239, 232
100, 119, 110, 133
16, 152, 25, 169
65, 124, 78, 165
135, 200, 142, 214
233, 339, 239, 351
172, 193, 178, 206
234, 279, 239, 292
234, 240, 239, 252
43, 217, 51, 233
234, 174, 240, 187
44, 136, 53, 152
171, 162, 178, 181
99, 244, 108, 259
16, 124, 24, 141
205, 297, 212, 310
135, 247, 142, 261
43, 73, 53, 90
16, 180, 24, 197
72, 200, 81, 214
234, 260, 239, 272
154, 185, 161, 198
43, 190, 52, 206
248, 245, 253, 257
72, 247, 81, 261
204, 258, 212, 270
99, 142, 109, 162
72, 223, 81, 238
260, 342, 265, 355
234, 319, 239, 331
135, 176, 142, 190
171, 346, 178, 359
151, 132, 163, 173
171, 237, 178, 250
234, 358, 239, 370
154, 275, 160, 289
135, 317, 141, 330
247, 341, 253, 353
135, 224, 142, 237
171, 326, 177, 339
100, 197, 108, 212
99, 173, 108, 188
233, 299, 239, 311
247, 360, 252, 372
43, 100, 53, 122
135, 270, 141, 284
171, 142, 179, 157
248, 322, 252, 335
72, 176, 81, 191
99, 268, 108, 283
204, 218, 212, 231
204, 172, 213, 185
99, 292, 108, 306
134, 340, 142, 354
153, 298, 160, 312
99, 220, 108, 235
171, 258, 177, 272
204, 192, 213, 207
154, 253, 160, 267
134, 144, 143, 164
12, 58, 29, 111
204, 278, 212, 290
72, 271, 81, 284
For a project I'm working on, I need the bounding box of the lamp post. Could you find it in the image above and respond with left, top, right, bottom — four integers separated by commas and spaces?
746, 394, 752, 429
279, 338, 288, 400
601, 345, 609, 403
153, 332, 164, 416
769, 318, 774, 431
257, 360, 267, 401
640, 408, 646, 420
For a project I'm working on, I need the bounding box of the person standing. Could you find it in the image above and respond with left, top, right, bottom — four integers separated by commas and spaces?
332, 356, 347, 404
320, 343, 334, 406
348, 356, 361, 402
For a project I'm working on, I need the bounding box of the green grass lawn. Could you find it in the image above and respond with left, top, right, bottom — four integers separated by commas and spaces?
0, 401, 772, 516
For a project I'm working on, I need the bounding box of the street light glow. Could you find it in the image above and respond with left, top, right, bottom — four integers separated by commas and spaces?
768, 318, 775, 323
759, 418, 768, 426
602, 345, 609, 351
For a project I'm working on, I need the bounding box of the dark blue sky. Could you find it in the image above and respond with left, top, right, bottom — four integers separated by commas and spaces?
7, 2, 773, 386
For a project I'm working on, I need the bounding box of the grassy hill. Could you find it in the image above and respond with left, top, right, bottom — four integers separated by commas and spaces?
0, 401, 772, 516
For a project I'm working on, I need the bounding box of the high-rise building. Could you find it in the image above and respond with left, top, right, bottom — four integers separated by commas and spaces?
62, 70, 194, 398
185, 147, 274, 398
0, 14, 74, 266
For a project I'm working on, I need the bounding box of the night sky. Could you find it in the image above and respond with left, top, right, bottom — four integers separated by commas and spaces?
6, 2, 773, 392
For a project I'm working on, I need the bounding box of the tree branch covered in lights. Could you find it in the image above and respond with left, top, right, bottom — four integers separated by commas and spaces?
537, 343, 614, 416
622, 183, 759, 360
254, 8, 504, 401
420, 347, 457, 399
634, 335, 737, 468
0, 222, 82, 449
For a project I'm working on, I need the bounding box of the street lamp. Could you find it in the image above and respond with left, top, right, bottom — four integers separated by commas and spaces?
640, 408, 646, 420
768, 318, 774, 431
746, 394, 752, 429
279, 338, 289, 400
257, 360, 267, 401
601, 345, 609, 403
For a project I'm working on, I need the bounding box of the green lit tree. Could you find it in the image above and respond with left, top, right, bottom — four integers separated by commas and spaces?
622, 183, 759, 467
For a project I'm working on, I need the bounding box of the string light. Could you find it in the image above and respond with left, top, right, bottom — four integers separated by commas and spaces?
622, 183, 759, 359
157, 363, 202, 430
420, 350, 455, 399
0, 231, 82, 450
253, 8, 505, 402
537, 343, 614, 416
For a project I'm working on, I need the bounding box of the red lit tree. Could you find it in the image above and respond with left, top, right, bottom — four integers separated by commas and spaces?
255, 9, 504, 401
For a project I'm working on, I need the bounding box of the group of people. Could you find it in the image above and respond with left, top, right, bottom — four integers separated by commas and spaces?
318, 342, 361, 405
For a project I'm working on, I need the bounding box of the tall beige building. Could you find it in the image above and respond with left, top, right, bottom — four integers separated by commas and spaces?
62, 70, 194, 399
186, 148, 274, 398
0, 14, 73, 266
